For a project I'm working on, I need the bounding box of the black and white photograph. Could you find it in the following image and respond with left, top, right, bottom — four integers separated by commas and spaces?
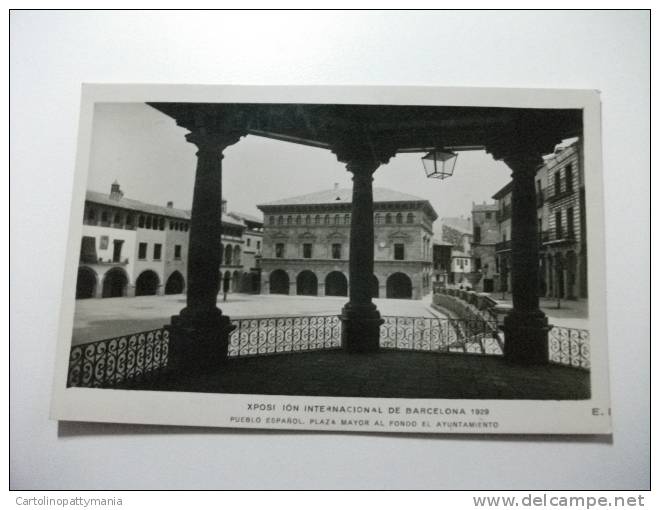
12, 9, 650, 492
49, 84, 611, 434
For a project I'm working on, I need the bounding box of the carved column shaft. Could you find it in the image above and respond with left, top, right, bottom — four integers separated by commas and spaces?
502, 153, 550, 365
184, 138, 225, 317
167, 130, 243, 373
347, 160, 379, 309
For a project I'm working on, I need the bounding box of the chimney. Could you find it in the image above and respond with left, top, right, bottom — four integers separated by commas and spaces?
110, 180, 123, 201
334, 182, 339, 190
166, 201, 173, 208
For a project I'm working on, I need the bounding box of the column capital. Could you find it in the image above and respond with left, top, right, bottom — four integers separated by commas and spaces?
185, 130, 245, 156
332, 139, 397, 170
503, 152, 545, 176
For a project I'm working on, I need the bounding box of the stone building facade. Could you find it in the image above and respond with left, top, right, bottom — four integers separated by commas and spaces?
439, 218, 474, 287
470, 202, 500, 292
257, 187, 437, 300
76, 182, 255, 299
493, 137, 587, 299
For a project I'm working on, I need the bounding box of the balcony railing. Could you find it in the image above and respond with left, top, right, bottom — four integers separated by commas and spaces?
549, 326, 590, 369
540, 228, 576, 244
228, 315, 342, 357
433, 287, 590, 370
67, 327, 169, 388
542, 184, 576, 203
380, 316, 502, 355
66, 311, 589, 388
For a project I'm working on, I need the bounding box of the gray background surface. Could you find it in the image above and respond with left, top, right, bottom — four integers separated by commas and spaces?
10, 11, 650, 489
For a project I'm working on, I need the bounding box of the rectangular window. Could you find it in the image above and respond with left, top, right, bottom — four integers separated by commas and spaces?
275, 243, 284, 258
303, 243, 312, 259
153, 243, 162, 260
332, 243, 342, 259
485, 212, 492, 220
257, 240, 261, 250
100, 236, 109, 250
554, 172, 561, 195
555, 211, 563, 238
474, 257, 482, 271
473, 226, 481, 244
565, 164, 574, 192
246, 238, 251, 247
112, 240, 124, 263
567, 207, 575, 236
174, 245, 182, 259
394, 244, 405, 260
138, 242, 147, 260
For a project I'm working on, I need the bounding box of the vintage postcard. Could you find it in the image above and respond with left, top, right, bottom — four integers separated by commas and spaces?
50, 84, 611, 434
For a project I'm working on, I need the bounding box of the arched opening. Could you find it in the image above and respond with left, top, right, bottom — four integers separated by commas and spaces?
325, 271, 348, 297
224, 244, 233, 265
164, 271, 185, 295
221, 270, 231, 295
554, 253, 565, 299
296, 270, 318, 296
269, 269, 289, 295
386, 272, 413, 299
232, 270, 241, 292
76, 266, 97, 299
240, 272, 252, 293
233, 245, 241, 266
135, 270, 160, 296
251, 272, 261, 293
371, 274, 379, 298
102, 267, 128, 298
566, 251, 577, 299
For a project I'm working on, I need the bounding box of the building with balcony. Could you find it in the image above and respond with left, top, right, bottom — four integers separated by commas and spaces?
226, 208, 264, 293
431, 239, 452, 287
76, 182, 252, 299
492, 137, 587, 299
257, 186, 437, 300
438, 217, 474, 287
470, 202, 500, 292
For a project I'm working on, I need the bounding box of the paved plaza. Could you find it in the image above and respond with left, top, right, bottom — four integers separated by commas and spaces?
72, 293, 444, 345
72, 291, 589, 346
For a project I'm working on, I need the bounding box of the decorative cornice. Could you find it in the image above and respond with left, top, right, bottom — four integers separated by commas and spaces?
387, 230, 411, 241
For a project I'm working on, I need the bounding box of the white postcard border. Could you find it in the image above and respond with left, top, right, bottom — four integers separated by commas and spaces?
49, 84, 611, 435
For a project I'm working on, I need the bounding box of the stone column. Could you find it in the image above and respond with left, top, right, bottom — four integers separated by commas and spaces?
166, 130, 243, 373
502, 154, 550, 364
340, 158, 384, 352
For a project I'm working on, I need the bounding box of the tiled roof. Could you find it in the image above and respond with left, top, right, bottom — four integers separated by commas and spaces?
441, 217, 472, 234
85, 190, 245, 227
492, 181, 512, 200
228, 211, 264, 226
472, 203, 499, 212
259, 187, 432, 207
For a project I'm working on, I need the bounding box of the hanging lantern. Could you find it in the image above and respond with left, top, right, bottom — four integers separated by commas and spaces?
422, 149, 458, 179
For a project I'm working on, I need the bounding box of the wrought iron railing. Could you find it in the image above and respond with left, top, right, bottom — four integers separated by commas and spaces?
228, 315, 342, 357
548, 326, 590, 369
540, 228, 576, 244
434, 286, 591, 369
67, 327, 169, 388
380, 316, 503, 355
66, 313, 589, 389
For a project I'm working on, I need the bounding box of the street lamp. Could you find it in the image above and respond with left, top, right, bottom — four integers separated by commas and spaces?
422, 149, 458, 179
